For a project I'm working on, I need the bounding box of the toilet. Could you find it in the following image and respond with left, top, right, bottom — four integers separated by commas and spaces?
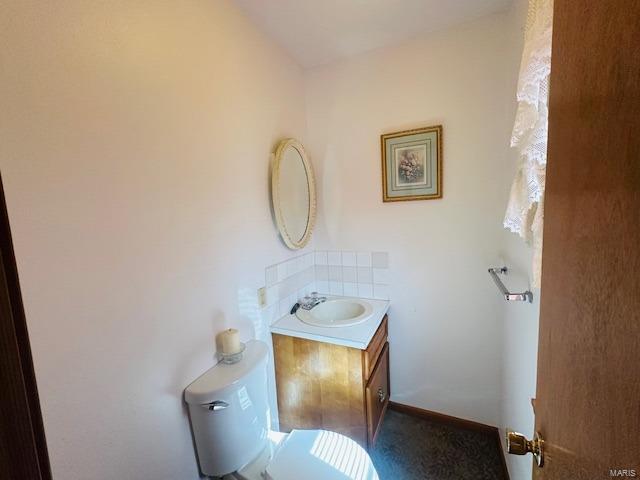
184, 340, 379, 480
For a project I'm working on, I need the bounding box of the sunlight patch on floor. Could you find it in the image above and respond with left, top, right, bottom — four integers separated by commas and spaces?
310, 430, 378, 480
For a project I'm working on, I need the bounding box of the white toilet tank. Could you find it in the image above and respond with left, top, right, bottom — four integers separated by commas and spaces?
184, 340, 270, 477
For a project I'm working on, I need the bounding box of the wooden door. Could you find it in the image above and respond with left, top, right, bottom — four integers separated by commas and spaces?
533, 1, 640, 478
0, 175, 52, 480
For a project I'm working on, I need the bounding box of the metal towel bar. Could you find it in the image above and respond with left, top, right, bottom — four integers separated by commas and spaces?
488, 267, 533, 303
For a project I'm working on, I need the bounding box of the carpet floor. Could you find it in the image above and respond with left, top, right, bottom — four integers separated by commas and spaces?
370, 409, 507, 480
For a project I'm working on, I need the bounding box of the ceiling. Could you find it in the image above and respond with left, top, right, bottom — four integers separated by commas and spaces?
232, 0, 512, 68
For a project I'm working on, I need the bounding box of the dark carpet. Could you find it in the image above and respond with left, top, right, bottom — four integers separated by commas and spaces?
370, 410, 507, 480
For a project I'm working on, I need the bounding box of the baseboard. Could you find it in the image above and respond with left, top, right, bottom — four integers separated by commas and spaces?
495, 427, 510, 480
388, 402, 510, 480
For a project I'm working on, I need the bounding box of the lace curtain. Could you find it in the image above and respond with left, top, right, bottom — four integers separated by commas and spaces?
504, 0, 553, 288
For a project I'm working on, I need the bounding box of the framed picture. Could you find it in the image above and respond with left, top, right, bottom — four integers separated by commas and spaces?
381, 125, 442, 202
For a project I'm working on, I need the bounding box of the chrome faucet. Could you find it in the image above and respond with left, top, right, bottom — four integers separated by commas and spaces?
290, 292, 326, 314
303, 292, 327, 310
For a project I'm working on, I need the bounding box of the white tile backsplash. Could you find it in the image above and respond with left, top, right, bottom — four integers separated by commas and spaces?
357, 267, 373, 284
356, 252, 372, 267
315, 250, 390, 299
303, 282, 317, 297
315, 251, 328, 265
264, 253, 317, 316
266, 285, 279, 305
373, 284, 390, 300
317, 280, 330, 294
328, 265, 342, 281
260, 304, 279, 326
371, 251, 389, 268
343, 282, 358, 296
289, 292, 297, 307
278, 297, 291, 317
357, 283, 373, 298
286, 259, 296, 277
265, 265, 278, 286
276, 263, 287, 282
304, 252, 314, 268
263, 250, 390, 318
343, 266, 357, 283
373, 267, 390, 285
327, 251, 341, 266
316, 265, 328, 280
329, 281, 344, 295
342, 251, 357, 267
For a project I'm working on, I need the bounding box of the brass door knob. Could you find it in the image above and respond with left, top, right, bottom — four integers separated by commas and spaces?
506, 430, 544, 467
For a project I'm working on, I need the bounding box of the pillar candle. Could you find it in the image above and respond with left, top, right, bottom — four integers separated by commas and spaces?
220, 328, 241, 355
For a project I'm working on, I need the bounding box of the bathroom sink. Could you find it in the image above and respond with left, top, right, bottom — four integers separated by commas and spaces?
296, 298, 373, 328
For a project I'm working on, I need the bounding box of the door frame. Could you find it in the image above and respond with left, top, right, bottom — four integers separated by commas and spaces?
0, 173, 52, 479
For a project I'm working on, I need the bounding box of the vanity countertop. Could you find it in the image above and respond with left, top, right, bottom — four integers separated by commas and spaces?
270, 296, 390, 350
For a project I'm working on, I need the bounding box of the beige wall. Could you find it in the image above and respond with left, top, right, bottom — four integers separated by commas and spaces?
305, 13, 521, 426
0, 1, 308, 478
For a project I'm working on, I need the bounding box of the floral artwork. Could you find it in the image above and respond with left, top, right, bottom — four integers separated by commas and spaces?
381, 125, 442, 201
395, 146, 427, 186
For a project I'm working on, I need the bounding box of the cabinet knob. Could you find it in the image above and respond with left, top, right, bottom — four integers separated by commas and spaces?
377, 387, 386, 403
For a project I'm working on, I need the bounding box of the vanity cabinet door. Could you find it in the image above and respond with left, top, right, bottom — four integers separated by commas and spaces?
365, 342, 389, 447
363, 315, 388, 380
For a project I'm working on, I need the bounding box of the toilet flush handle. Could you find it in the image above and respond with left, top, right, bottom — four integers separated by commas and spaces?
200, 400, 229, 411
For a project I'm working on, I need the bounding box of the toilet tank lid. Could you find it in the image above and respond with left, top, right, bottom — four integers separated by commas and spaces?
184, 340, 268, 405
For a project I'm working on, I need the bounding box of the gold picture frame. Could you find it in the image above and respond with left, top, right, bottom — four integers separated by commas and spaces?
381, 125, 443, 202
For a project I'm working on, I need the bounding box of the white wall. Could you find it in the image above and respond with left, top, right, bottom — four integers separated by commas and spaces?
498, 2, 541, 479
305, 13, 521, 427
0, 1, 308, 479
1, 1, 539, 478
304, 7, 539, 478
499, 237, 540, 479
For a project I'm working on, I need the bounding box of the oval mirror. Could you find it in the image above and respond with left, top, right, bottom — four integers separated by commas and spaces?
271, 139, 316, 249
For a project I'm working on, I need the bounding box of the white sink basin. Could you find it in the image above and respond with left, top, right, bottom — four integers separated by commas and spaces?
296, 298, 373, 328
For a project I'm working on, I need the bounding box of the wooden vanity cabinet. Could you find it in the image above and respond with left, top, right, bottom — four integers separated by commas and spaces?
272, 315, 389, 448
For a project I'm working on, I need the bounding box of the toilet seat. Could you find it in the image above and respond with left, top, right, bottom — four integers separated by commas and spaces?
264, 430, 378, 480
